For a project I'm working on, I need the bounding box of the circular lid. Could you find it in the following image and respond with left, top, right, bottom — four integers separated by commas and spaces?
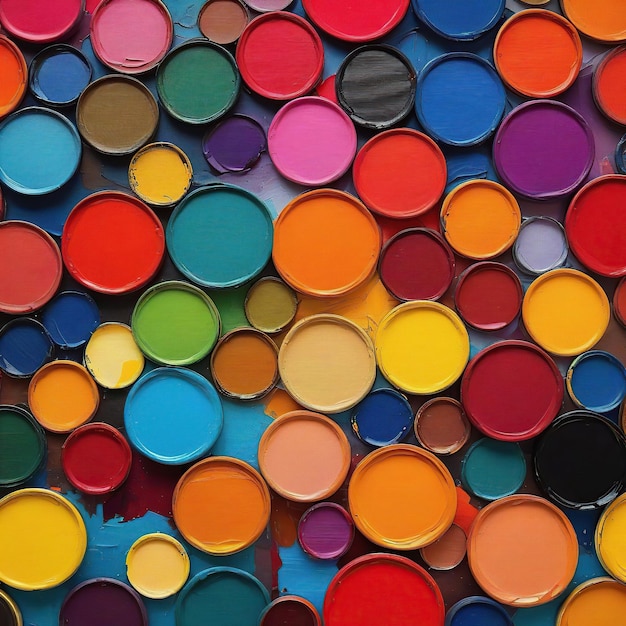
125, 367, 223, 465
557, 577, 626, 625
415, 397, 471, 455
244, 276, 297, 334
420, 523, 467, 571
350, 387, 414, 447
28, 360, 99, 433
534, 410, 626, 509
348, 444, 456, 549
90, 0, 172, 74
513, 216, 568, 276
126, 533, 190, 599
236, 12, 323, 100
243, 0, 291, 10
336, 44, 416, 130
379, 228, 455, 302
461, 340, 563, 441
375, 301, 470, 395
278, 314, 376, 413
173, 456, 271, 555
302, 0, 409, 42
441, 179, 521, 259
411, 0, 504, 40
198, 0, 249, 45
461, 438, 526, 500
0, 404, 46, 488
467, 494, 578, 606
40, 291, 100, 349
0, 588, 22, 626
616, 134, 626, 174
210, 328, 278, 401
259, 595, 321, 626
595, 494, 626, 583
29, 44, 92, 107
84, 322, 145, 389
0, 0, 83, 43
323, 553, 445, 626
176, 567, 269, 626
0, 35, 27, 118
522, 268, 610, 356
60, 578, 147, 626
565, 175, 626, 277
0, 488, 87, 590
62, 422, 132, 494
615, 276, 626, 327
0, 318, 54, 378
62, 191, 165, 294
297, 502, 354, 560
272, 189, 380, 297
128, 142, 193, 207
0, 221, 62, 314
157, 39, 239, 124
352, 128, 446, 219
268, 96, 356, 186
76, 75, 159, 155
258, 410, 351, 501
454, 262, 523, 331
560, 0, 626, 43
0, 106, 81, 195
131, 280, 221, 366
445, 596, 513, 626
416, 53, 505, 146
167, 184, 273, 289
494, 9, 582, 98
493, 100, 594, 199
566, 350, 626, 413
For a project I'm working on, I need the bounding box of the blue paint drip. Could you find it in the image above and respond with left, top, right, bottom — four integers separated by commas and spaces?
0, 318, 53, 377
41, 291, 100, 349
568, 351, 626, 413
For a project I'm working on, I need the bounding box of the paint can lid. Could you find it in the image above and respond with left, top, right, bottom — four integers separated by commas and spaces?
494, 9, 582, 98
614, 276, 626, 327
273, 189, 380, 298
352, 128, 446, 219
419, 523, 467, 571
416, 53, 505, 146
595, 494, 626, 583
0, 318, 54, 378
77, 75, 159, 155
461, 340, 563, 441
534, 410, 626, 509
376, 301, 470, 395
278, 314, 376, 413
512, 216, 568, 276
565, 174, 626, 277
522, 268, 610, 356
297, 502, 354, 560
59, 578, 148, 626
493, 99, 594, 199
348, 444, 456, 549
0, 106, 81, 195
268, 96, 357, 186
556, 577, 626, 625
90, 0, 173, 74
167, 184, 273, 289
40, 291, 99, 349
0, 488, 87, 590
379, 228, 455, 302
616, 134, 626, 174
415, 397, 471, 455
175, 567, 269, 626
0, 404, 47, 487
0, 0, 83, 43
236, 12, 323, 100
350, 387, 414, 447
172, 456, 271, 555
198, 0, 249, 45
444, 596, 513, 626
454, 262, 523, 331
259, 595, 322, 626
441, 179, 521, 259
411, 0, 505, 40
467, 494, 578, 606
560, 0, 626, 43
62, 191, 165, 294
0, 588, 22, 626
62, 422, 132, 494
131, 280, 221, 365
126, 533, 190, 599
28, 360, 99, 433
258, 410, 351, 501
336, 44, 416, 130
0, 35, 27, 119
323, 553, 445, 625
125, 367, 223, 465
242, 0, 291, 11
244, 276, 297, 334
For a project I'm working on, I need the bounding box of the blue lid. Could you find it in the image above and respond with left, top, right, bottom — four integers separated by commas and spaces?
40, 290, 100, 349
166, 184, 273, 289
0, 318, 54, 377
124, 367, 223, 465
416, 53, 505, 147
445, 596, 513, 626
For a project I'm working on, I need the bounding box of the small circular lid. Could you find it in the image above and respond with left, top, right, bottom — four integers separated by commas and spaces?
0, 588, 22, 626
556, 577, 626, 625
560, 0, 626, 43
62, 422, 132, 494
297, 502, 354, 560
40, 290, 100, 349
198, 0, 249, 45
0, 35, 27, 118
445, 596, 513, 626
415, 397, 471, 455
259, 595, 321, 626
595, 46, 626, 123
242, 0, 291, 10
616, 133, 626, 174
348, 444, 456, 549
595, 494, 626, 583
512, 216, 568, 276
0, 0, 83, 43
0, 318, 54, 378
244, 276, 297, 334
614, 276, 626, 327
420, 523, 467, 571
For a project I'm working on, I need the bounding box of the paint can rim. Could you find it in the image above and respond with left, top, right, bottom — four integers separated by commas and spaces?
556, 577, 626, 625
414, 396, 471, 455
512, 216, 568, 276
444, 595, 513, 626
198, 0, 250, 44
297, 501, 355, 560
0, 588, 22, 626
0, 317, 54, 378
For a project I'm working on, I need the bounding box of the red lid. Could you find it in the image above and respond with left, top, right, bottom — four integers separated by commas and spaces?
0, 0, 83, 43
614, 277, 626, 327
593, 45, 626, 125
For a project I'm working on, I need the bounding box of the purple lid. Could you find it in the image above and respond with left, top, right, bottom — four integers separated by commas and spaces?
297, 502, 354, 559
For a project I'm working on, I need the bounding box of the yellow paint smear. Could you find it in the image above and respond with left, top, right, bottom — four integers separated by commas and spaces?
557, 578, 626, 625
595, 493, 626, 582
